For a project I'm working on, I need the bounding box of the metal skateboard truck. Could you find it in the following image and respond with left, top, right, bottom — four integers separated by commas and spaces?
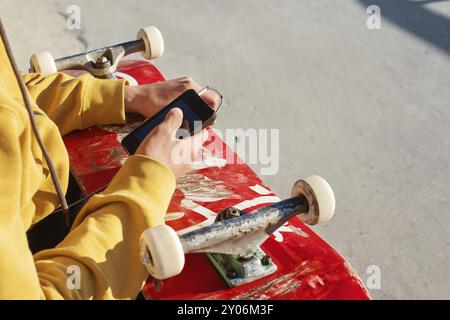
30, 26, 164, 79
140, 176, 336, 287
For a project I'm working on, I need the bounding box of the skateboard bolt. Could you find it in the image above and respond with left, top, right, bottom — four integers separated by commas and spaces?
95, 56, 111, 68
226, 270, 237, 279
261, 255, 271, 266
216, 207, 242, 222
224, 207, 241, 219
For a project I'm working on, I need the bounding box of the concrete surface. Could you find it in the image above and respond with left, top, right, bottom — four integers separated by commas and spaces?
1, 0, 449, 299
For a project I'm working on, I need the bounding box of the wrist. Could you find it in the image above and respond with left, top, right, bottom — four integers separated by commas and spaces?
124, 86, 140, 114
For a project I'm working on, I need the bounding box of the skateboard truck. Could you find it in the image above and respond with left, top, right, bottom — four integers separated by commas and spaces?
30, 26, 164, 79
140, 175, 336, 287
207, 207, 278, 287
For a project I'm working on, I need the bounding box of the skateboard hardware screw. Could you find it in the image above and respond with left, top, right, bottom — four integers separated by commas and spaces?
216, 207, 242, 222
226, 269, 237, 279
95, 56, 112, 68
224, 207, 241, 219
261, 255, 271, 266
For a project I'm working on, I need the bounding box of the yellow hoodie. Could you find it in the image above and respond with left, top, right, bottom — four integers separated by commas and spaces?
0, 35, 176, 299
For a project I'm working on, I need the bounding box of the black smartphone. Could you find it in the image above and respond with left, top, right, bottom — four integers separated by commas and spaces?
121, 89, 216, 155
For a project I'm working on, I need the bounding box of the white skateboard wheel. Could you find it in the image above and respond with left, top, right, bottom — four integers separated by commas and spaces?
30, 51, 57, 76
291, 175, 336, 225
140, 224, 184, 280
137, 26, 165, 60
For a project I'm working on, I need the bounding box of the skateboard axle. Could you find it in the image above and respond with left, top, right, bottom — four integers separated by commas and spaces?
179, 195, 309, 257
53, 40, 145, 78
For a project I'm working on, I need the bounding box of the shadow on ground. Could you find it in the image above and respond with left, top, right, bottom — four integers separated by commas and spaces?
357, 0, 450, 56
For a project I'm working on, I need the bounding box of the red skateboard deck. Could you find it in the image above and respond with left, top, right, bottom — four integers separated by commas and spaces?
63, 60, 371, 300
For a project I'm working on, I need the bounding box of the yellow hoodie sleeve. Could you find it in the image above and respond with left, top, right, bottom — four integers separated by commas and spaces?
22, 73, 127, 136
34, 155, 176, 299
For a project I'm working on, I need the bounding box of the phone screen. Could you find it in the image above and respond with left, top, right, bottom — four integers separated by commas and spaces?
121, 89, 216, 155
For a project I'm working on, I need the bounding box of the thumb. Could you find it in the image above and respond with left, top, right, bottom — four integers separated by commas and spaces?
185, 129, 209, 160
162, 107, 183, 132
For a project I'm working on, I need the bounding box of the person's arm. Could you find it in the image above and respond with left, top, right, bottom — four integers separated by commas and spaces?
35, 155, 176, 299
0, 107, 205, 299
24, 74, 219, 137
23, 73, 127, 136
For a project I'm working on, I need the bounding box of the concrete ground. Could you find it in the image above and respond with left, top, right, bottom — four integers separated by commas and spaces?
1, 0, 449, 299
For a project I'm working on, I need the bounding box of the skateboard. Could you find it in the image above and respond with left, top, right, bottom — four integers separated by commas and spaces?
30, 27, 371, 300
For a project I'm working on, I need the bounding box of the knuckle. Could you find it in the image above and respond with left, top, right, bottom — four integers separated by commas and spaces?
181, 77, 194, 89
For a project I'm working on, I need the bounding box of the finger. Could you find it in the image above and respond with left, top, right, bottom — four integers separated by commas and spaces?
185, 129, 209, 159
176, 76, 203, 91
176, 76, 192, 84
200, 129, 210, 145
201, 91, 219, 110
207, 120, 217, 127
175, 77, 219, 110
160, 107, 183, 133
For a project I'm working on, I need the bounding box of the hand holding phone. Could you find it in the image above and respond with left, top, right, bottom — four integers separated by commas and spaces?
134, 107, 209, 179
122, 89, 216, 155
